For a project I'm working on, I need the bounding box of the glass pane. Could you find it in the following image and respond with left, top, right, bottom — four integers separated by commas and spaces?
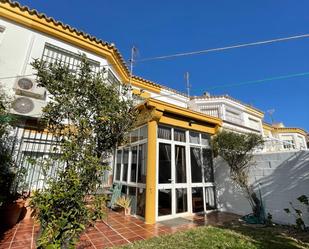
159, 143, 171, 183
175, 145, 186, 183
137, 144, 147, 183
189, 131, 200, 144
174, 129, 186, 142
201, 133, 210, 147
158, 126, 171, 140
140, 125, 148, 140
192, 187, 204, 213
128, 187, 137, 215
158, 189, 172, 216
190, 147, 202, 183
131, 129, 139, 143
122, 148, 129, 182
130, 146, 137, 182
205, 187, 216, 210
115, 150, 122, 181
121, 185, 127, 195
202, 149, 214, 182
176, 188, 188, 213
136, 188, 146, 217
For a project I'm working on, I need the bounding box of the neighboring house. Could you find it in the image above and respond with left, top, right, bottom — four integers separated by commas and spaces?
263, 122, 307, 151
189, 92, 264, 135
0, 1, 307, 224
189, 93, 308, 152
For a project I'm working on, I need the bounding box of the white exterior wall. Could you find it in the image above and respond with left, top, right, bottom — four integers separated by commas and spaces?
155, 89, 188, 108
215, 150, 309, 225
0, 18, 115, 94
191, 97, 264, 135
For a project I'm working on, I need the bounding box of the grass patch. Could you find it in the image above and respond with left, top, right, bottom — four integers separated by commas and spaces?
115, 225, 309, 249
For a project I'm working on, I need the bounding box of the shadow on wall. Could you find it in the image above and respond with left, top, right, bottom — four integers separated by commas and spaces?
214, 150, 309, 225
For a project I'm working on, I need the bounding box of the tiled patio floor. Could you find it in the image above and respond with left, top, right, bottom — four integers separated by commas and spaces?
0, 211, 239, 249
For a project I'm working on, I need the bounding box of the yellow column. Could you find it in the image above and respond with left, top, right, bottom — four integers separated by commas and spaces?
145, 119, 157, 224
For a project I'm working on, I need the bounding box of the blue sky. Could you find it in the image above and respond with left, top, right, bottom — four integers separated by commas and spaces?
18, 0, 309, 130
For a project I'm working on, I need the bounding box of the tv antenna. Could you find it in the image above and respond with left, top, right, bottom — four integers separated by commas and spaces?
267, 109, 275, 124
184, 72, 191, 98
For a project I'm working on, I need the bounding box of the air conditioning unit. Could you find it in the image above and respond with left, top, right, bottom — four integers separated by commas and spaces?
10, 95, 47, 118
13, 77, 46, 100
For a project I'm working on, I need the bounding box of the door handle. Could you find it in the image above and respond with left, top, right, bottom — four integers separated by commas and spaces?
168, 178, 174, 182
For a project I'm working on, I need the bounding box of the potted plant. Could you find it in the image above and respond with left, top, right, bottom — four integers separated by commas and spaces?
115, 196, 131, 216
0, 141, 27, 230
0, 87, 28, 230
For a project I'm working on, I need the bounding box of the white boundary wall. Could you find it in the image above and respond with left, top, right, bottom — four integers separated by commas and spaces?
215, 150, 309, 225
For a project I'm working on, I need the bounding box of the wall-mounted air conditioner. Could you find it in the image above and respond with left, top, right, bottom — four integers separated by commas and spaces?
13, 77, 46, 100
10, 95, 47, 118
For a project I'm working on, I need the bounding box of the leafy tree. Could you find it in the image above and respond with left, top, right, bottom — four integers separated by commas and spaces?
30, 56, 138, 248
213, 130, 264, 219
0, 87, 18, 206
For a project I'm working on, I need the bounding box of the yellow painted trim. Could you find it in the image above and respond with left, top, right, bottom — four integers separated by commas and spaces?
275, 128, 307, 136
159, 116, 217, 134
132, 89, 151, 99
245, 106, 264, 118
0, 2, 162, 94
145, 120, 157, 224
262, 123, 273, 131
146, 98, 222, 126
131, 78, 161, 94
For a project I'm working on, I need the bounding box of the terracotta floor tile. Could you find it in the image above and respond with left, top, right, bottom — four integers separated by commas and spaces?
127, 235, 144, 243
10, 239, 32, 248
120, 232, 138, 238
111, 239, 128, 246
0, 242, 11, 249
107, 234, 125, 242
91, 238, 109, 247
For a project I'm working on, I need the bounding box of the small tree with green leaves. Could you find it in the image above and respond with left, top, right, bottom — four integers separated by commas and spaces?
30, 56, 138, 248
213, 130, 264, 219
0, 87, 22, 206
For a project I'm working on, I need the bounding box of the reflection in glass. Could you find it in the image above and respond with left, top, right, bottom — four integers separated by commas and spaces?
175, 145, 186, 183
130, 146, 137, 182
137, 144, 147, 183
121, 185, 127, 195
122, 148, 129, 182
189, 131, 199, 144
158, 126, 171, 140
139, 125, 148, 140
136, 188, 146, 217
128, 187, 137, 215
202, 149, 214, 182
201, 133, 210, 146
174, 129, 186, 142
159, 143, 171, 183
190, 147, 202, 182
158, 189, 172, 216
131, 129, 139, 143
115, 150, 122, 180
176, 188, 188, 213
205, 187, 216, 210
192, 187, 204, 213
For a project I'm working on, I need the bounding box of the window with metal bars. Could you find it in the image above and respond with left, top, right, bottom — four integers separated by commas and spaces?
41, 43, 121, 86
41, 43, 101, 73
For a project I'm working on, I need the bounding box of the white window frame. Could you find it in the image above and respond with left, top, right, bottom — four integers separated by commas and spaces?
156, 125, 214, 222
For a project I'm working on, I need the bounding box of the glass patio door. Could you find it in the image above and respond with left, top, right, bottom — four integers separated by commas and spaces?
157, 142, 189, 219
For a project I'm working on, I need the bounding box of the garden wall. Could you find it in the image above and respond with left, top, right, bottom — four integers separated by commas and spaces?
214, 150, 309, 225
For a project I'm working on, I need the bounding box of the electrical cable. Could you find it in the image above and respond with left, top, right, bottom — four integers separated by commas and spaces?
205, 71, 309, 90
136, 33, 309, 62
